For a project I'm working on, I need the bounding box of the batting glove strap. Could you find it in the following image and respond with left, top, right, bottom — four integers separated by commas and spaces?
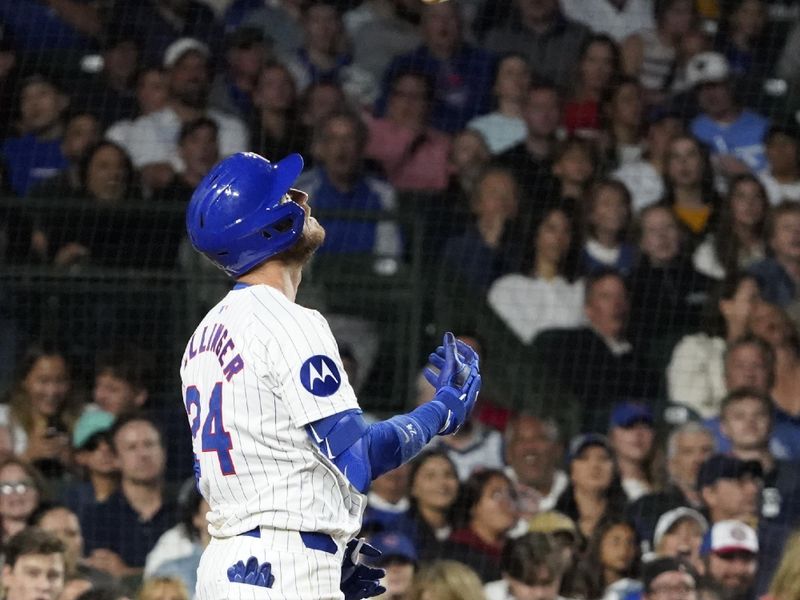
433, 386, 468, 435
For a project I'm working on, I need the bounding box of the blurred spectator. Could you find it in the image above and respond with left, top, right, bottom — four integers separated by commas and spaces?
442, 469, 519, 582
563, 35, 621, 138
714, 0, 769, 82
152, 118, 220, 203
105, 67, 170, 151
60, 577, 94, 600
1, 527, 66, 600
0, 0, 100, 55
628, 203, 711, 343
249, 62, 311, 162
136, 576, 189, 600
445, 128, 492, 215
73, 33, 141, 128
295, 110, 402, 258
30, 503, 113, 588
1, 74, 69, 196
602, 77, 646, 169
29, 111, 102, 199
498, 81, 561, 198
532, 270, 656, 432
61, 411, 119, 518
621, 0, 696, 106
693, 175, 769, 281
439, 165, 519, 293
120, 38, 247, 191
580, 179, 637, 276
555, 434, 628, 539
607, 402, 658, 501
300, 80, 348, 131
208, 27, 268, 120
483, 0, 590, 93
379, 1, 495, 134
82, 415, 175, 579
503, 413, 568, 517
0, 457, 46, 542
613, 110, 683, 211
703, 520, 758, 600
758, 125, 800, 206
239, 0, 305, 56
579, 516, 641, 600
145, 481, 209, 593
667, 274, 762, 418
627, 422, 714, 544
641, 556, 698, 600
363, 463, 410, 532
488, 205, 584, 345
281, 1, 377, 106
748, 201, 800, 307
484, 532, 569, 600
662, 134, 719, 239
561, 0, 655, 42
365, 69, 451, 192
113, 0, 223, 67
346, 0, 422, 85
764, 529, 800, 600
395, 449, 459, 557
407, 560, 486, 600
466, 53, 531, 156
551, 136, 599, 206
697, 455, 762, 524
527, 511, 582, 574
686, 52, 769, 176
652, 507, 708, 573
368, 531, 417, 600
0, 345, 78, 472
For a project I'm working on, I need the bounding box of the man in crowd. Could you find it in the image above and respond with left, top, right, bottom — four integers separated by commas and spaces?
642, 556, 699, 600
697, 454, 763, 525
750, 201, 800, 307
1, 527, 67, 600
484, 532, 568, 600
704, 520, 759, 600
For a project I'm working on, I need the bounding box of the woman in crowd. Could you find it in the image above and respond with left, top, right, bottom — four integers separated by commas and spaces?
488, 205, 584, 346
579, 517, 640, 600
662, 134, 719, 241
667, 273, 762, 418
580, 179, 637, 276
601, 77, 646, 169
621, 0, 696, 105
765, 529, 800, 600
564, 35, 622, 138
651, 507, 707, 573
466, 53, 531, 155
693, 174, 768, 281
407, 560, 486, 600
0, 345, 80, 474
715, 0, 769, 81
442, 469, 519, 582
136, 576, 189, 600
397, 449, 460, 559
250, 61, 311, 161
551, 136, 599, 207
0, 457, 46, 543
608, 403, 659, 501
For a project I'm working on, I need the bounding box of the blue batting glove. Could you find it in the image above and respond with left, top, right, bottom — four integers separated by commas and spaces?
341, 539, 386, 600
227, 556, 275, 588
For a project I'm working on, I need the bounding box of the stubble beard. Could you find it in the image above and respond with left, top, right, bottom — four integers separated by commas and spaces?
276, 218, 326, 266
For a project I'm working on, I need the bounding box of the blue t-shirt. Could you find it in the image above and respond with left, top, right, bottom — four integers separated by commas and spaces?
0, 0, 95, 51
690, 109, 769, 172
1, 134, 67, 196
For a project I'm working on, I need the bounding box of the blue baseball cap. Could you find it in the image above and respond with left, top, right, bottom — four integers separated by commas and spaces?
369, 532, 417, 564
610, 402, 654, 429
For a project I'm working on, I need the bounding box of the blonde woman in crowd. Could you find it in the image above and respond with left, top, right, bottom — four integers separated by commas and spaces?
764, 530, 800, 600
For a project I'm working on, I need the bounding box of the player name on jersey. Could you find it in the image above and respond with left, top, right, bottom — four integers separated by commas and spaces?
183, 321, 245, 382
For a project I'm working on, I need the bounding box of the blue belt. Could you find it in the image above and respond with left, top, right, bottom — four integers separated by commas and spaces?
241, 528, 338, 555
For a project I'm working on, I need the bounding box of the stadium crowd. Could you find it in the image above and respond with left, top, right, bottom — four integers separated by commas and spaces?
2, 0, 800, 599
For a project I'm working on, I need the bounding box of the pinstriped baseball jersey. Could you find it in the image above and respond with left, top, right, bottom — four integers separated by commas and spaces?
180, 283, 365, 540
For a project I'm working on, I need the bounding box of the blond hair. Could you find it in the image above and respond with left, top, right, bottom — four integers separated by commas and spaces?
768, 529, 800, 600
407, 560, 486, 600
137, 576, 189, 600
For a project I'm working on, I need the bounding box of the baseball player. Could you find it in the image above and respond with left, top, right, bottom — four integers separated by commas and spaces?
181, 152, 481, 600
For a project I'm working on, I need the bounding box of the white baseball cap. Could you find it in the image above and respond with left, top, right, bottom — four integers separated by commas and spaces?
686, 52, 731, 88
653, 507, 709, 548
163, 37, 210, 68
708, 520, 759, 555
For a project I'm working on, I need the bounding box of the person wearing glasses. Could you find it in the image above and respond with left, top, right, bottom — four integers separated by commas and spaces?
642, 556, 698, 600
0, 456, 46, 543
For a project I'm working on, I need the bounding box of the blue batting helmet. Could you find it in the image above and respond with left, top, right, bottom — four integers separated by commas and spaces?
186, 152, 306, 276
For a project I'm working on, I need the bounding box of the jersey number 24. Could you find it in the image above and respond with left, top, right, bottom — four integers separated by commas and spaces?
184, 382, 236, 475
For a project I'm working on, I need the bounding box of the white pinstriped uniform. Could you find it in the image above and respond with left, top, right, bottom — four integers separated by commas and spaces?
180, 284, 366, 599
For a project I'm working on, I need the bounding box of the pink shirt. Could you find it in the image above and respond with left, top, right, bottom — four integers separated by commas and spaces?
365, 117, 451, 192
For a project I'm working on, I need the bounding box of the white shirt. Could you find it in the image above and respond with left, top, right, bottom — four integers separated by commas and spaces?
667, 333, 727, 419
504, 466, 569, 514
466, 113, 527, 155
118, 107, 248, 170
560, 0, 654, 41
488, 274, 585, 345
180, 284, 365, 539
430, 423, 504, 480
144, 525, 198, 577
612, 160, 665, 212
758, 170, 800, 205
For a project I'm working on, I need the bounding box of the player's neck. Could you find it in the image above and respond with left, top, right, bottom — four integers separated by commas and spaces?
237, 262, 302, 302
